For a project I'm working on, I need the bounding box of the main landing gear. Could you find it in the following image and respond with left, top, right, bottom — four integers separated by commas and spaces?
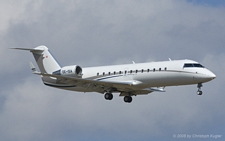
124, 96, 132, 103
197, 83, 203, 95
104, 92, 133, 103
104, 92, 113, 100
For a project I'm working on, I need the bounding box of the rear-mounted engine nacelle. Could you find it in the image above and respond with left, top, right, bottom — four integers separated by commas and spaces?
53, 65, 82, 77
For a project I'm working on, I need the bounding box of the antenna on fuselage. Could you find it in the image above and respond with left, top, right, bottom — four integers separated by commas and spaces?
132, 61, 135, 64
169, 58, 172, 61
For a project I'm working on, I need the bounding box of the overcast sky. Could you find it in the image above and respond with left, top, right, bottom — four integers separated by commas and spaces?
0, 0, 225, 141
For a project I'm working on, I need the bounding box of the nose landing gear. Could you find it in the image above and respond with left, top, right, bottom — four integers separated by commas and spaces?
197, 83, 203, 95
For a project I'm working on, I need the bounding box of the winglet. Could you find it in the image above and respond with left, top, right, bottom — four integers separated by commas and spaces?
29, 62, 41, 74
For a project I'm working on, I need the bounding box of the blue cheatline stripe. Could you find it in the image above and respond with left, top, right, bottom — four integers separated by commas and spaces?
44, 82, 75, 88
96, 74, 123, 81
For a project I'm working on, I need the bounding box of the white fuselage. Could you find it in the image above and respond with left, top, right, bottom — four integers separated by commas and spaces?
14, 46, 216, 102
65, 59, 215, 92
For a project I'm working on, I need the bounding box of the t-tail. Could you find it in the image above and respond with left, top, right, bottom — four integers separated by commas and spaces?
12, 45, 61, 83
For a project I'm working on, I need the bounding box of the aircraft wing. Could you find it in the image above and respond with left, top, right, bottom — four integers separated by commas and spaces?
38, 73, 157, 95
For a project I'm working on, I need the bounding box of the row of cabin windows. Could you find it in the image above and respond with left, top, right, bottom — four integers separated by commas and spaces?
97, 67, 167, 76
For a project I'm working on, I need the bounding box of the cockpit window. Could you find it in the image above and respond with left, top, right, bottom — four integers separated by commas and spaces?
183, 63, 204, 68
184, 64, 193, 67
193, 64, 204, 68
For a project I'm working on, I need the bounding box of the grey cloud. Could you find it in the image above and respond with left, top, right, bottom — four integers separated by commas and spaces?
4, 0, 225, 65
1, 0, 225, 141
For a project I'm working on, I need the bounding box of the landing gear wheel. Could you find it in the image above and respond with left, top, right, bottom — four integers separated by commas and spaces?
197, 90, 203, 95
104, 93, 113, 100
197, 83, 203, 95
124, 96, 132, 103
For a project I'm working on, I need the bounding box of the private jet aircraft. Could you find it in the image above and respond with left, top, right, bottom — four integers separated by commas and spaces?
13, 46, 216, 103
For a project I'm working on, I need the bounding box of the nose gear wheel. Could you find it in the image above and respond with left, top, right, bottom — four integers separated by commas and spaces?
197, 83, 203, 95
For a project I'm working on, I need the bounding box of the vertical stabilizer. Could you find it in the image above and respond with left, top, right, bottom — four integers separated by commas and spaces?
31, 46, 61, 74
12, 46, 61, 84
12, 46, 61, 74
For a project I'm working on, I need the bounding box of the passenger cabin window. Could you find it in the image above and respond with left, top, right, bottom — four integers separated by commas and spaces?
147, 69, 150, 72
97, 73, 99, 76
165, 67, 167, 71
119, 71, 122, 74
108, 72, 111, 75
159, 68, 161, 71
136, 70, 138, 73
141, 69, 144, 73
130, 70, 132, 73
114, 71, 116, 75
183, 63, 204, 68
103, 72, 105, 75
153, 68, 155, 72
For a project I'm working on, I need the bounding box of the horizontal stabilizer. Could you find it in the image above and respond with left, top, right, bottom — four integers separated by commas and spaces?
10, 48, 44, 53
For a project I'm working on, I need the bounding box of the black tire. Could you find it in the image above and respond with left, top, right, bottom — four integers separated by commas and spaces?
104, 93, 113, 100
128, 96, 132, 103
104, 93, 110, 100
197, 91, 203, 95
124, 96, 128, 102
124, 96, 132, 103
109, 93, 113, 100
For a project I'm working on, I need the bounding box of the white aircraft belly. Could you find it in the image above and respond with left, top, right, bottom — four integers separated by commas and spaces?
133, 71, 201, 87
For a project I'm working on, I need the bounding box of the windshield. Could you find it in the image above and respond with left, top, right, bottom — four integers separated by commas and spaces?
183, 63, 204, 68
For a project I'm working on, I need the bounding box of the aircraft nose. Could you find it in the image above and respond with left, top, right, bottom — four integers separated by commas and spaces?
210, 72, 216, 80
205, 70, 216, 80
198, 69, 216, 82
